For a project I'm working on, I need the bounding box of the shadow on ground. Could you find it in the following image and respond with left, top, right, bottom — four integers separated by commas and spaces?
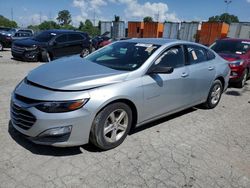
9, 107, 197, 155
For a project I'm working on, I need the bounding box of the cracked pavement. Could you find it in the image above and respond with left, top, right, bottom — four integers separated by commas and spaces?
0, 49, 250, 188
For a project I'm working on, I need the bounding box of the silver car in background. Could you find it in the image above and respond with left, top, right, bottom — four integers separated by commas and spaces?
11, 39, 230, 150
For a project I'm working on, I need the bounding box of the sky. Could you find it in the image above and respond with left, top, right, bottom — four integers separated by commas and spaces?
0, 0, 250, 27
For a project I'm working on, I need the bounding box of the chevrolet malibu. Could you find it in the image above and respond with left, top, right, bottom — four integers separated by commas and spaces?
11, 39, 230, 150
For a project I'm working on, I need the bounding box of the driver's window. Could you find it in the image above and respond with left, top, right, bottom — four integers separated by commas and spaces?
155, 45, 184, 68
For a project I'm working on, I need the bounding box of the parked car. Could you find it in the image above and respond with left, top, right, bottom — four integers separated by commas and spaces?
211, 38, 250, 88
12, 29, 91, 62
10, 39, 230, 150
11, 31, 33, 41
17, 29, 34, 35
91, 32, 112, 50
0, 33, 12, 50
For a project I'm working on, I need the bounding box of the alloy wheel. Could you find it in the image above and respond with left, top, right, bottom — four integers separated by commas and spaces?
103, 109, 128, 143
211, 84, 221, 105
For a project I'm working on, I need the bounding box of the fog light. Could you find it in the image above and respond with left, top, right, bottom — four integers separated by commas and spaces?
39, 125, 72, 137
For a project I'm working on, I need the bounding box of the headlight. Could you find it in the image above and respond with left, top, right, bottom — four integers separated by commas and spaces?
35, 99, 89, 113
229, 60, 244, 67
25, 45, 37, 51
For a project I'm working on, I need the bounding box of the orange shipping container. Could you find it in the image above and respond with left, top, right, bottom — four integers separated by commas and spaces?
128, 22, 144, 38
199, 22, 229, 46
143, 22, 164, 38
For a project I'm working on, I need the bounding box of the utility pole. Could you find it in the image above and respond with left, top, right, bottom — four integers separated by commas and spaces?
39, 11, 42, 24
11, 8, 13, 21
224, 0, 232, 13
93, 9, 96, 26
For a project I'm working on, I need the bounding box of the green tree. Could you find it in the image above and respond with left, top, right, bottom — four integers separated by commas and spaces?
143, 16, 153, 22
27, 24, 39, 32
56, 10, 72, 26
78, 21, 84, 30
208, 13, 239, 24
38, 21, 60, 30
78, 19, 100, 37
0, 15, 17, 27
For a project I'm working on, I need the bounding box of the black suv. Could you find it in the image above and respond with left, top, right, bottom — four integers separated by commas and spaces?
11, 30, 91, 62
0, 33, 12, 50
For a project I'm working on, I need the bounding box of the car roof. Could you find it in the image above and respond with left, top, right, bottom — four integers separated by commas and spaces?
127, 38, 178, 45
219, 38, 250, 42
42, 29, 88, 35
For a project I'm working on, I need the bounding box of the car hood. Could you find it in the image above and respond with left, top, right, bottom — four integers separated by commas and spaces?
13, 38, 45, 47
27, 55, 129, 91
218, 53, 242, 62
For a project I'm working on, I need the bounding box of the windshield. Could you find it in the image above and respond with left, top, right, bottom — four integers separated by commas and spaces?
33, 32, 56, 42
86, 42, 160, 71
211, 40, 250, 55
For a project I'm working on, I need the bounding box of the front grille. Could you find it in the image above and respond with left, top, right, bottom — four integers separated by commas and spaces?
12, 45, 25, 54
11, 102, 36, 130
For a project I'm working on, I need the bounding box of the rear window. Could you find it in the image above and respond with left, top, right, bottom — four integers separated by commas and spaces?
211, 40, 250, 55
68, 33, 84, 41
186, 45, 207, 64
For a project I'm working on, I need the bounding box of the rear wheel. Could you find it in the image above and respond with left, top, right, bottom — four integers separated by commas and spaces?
203, 80, 223, 109
90, 102, 132, 150
236, 69, 247, 88
80, 48, 90, 58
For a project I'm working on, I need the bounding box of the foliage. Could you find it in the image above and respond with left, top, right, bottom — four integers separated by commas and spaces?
38, 21, 60, 30
0, 15, 17, 28
56, 10, 72, 26
78, 19, 100, 37
143, 16, 153, 22
208, 13, 239, 24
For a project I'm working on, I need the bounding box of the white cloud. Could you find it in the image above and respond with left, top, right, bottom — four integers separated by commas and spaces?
72, 0, 180, 26
112, 0, 180, 22
247, 0, 250, 3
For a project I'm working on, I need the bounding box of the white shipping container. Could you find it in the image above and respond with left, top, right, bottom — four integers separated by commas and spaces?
163, 22, 180, 39
178, 22, 200, 42
100, 21, 112, 37
228, 23, 250, 39
112, 21, 125, 39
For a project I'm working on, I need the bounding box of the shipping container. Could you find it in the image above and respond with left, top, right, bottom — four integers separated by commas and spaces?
112, 21, 125, 39
178, 22, 200, 42
163, 22, 180, 39
143, 22, 164, 38
100, 21, 112, 37
128, 22, 144, 38
199, 22, 229, 46
228, 23, 250, 39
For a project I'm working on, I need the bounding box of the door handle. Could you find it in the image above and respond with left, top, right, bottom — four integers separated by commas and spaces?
181, 72, 189, 78
208, 66, 215, 71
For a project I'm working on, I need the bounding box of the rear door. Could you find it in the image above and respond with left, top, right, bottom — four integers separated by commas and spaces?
184, 45, 216, 103
67, 33, 85, 55
51, 34, 69, 58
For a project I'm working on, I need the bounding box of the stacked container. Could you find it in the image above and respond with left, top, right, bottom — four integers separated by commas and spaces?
112, 21, 125, 39
143, 22, 164, 38
163, 22, 180, 39
100, 21, 112, 37
199, 22, 229, 46
178, 22, 200, 42
228, 23, 250, 39
128, 22, 144, 38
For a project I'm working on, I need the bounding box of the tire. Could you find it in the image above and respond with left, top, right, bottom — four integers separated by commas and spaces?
90, 102, 132, 150
41, 51, 52, 62
235, 69, 247, 88
80, 48, 90, 58
203, 80, 223, 109
0, 42, 3, 51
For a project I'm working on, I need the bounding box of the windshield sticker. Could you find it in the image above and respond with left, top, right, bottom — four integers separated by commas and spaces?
191, 51, 198, 60
51, 33, 57, 36
242, 41, 250, 45
135, 43, 153, 48
145, 46, 157, 53
236, 51, 242, 55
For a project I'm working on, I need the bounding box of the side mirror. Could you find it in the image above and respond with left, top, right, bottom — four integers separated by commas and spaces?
148, 65, 174, 74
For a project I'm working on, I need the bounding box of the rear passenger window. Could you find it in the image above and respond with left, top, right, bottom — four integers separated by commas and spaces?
55, 35, 67, 43
68, 34, 84, 41
186, 45, 207, 64
206, 49, 216, 60
155, 45, 184, 68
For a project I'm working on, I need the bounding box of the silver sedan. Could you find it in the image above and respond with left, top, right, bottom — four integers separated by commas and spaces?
11, 39, 230, 150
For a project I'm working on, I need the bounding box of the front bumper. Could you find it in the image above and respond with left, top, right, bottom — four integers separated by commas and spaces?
11, 48, 40, 61
229, 66, 245, 82
10, 80, 94, 147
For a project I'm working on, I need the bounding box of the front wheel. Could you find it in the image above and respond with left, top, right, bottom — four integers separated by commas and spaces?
90, 103, 132, 150
236, 69, 248, 88
203, 80, 223, 109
